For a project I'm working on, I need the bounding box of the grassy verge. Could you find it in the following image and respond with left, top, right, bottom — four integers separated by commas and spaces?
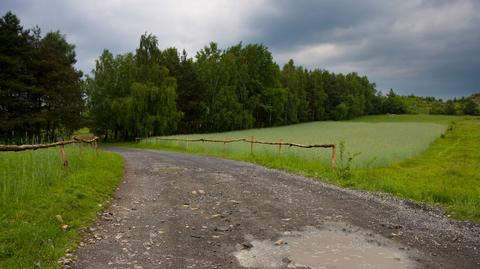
121, 115, 480, 223
0, 146, 124, 269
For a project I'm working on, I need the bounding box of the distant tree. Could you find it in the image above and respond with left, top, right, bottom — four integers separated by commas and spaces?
87, 34, 181, 140
463, 98, 478, 115
281, 59, 308, 123
382, 89, 407, 114
444, 100, 456, 115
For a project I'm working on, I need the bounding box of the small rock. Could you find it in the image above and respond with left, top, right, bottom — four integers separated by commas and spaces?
282, 257, 292, 264
241, 242, 253, 249
102, 215, 113, 221
215, 226, 230, 232
274, 239, 286, 246
133, 265, 144, 269
192, 190, 198, 195
198, 190, 205, 194
61, 224, 69, 231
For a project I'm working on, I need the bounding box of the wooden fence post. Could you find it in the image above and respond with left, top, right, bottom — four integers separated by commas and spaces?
58, 138, 68, 168
250, 136, 254, 155
331, 145, 337, 169
278, 139, 282, 155
94, 140, 98, 155
223, 137, 227, 153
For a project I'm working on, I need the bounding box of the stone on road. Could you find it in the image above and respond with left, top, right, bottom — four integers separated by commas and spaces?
72, 148, 480, 269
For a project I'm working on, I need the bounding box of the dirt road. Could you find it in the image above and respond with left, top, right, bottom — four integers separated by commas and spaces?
71, 148, 480, 269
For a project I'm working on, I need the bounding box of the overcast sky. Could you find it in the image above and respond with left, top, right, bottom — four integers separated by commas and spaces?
2, 0, 479, 98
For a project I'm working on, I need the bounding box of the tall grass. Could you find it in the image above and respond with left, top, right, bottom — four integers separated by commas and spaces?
1, 145, 90, 205
0, 145, 124, 268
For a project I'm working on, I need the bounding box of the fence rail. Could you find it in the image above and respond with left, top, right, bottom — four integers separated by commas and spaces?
137, 136, 337, 169
0, 136, 98, 152
0, 136, 99, 168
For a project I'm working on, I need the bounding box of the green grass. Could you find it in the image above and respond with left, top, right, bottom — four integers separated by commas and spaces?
353, 117, 480, 221
142, 116, 448, 167
0, 146, 124, 269
127, 115, 480, 223
351, 114, 460, 124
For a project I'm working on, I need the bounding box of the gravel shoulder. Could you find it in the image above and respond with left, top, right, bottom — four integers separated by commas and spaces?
71, 147, 480, 269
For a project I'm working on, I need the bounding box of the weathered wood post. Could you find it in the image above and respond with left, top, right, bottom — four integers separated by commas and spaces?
223, 137, 227, 153
278, 139, 283, 155
58, 137, 68, 168
94, 139, 98, 155
250, 136, 254, 155
331, 144, 337, 169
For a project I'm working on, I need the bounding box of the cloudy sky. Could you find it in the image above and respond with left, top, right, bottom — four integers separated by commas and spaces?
2, 0, 479, 98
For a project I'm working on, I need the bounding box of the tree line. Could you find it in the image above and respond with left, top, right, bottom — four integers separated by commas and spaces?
87, 34, 413, 140
1, 11, 478, 143
0, 12, 83, 143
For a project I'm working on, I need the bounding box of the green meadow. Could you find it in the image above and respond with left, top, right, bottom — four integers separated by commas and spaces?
141, 115, 451, 167
133, 115, 480, 222
0, 146, 123, 269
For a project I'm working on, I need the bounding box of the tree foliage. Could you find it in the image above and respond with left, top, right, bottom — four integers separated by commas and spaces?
86, 34, 181, 140
0, 12, 83, 143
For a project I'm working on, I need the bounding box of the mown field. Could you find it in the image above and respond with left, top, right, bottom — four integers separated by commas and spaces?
133, 115, 480, 222
0, 146, 123, 269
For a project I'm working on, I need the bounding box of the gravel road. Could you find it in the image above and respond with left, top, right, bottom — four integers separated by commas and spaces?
71, 147, 480, 269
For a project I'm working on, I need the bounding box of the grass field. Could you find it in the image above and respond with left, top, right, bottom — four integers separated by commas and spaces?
141, 115, 452, 167
132, 115, 480, 223
0, 145, 123, 269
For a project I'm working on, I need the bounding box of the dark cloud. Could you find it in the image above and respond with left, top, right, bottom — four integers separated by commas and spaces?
247, 0, 480, 98
1, 0, 478, 98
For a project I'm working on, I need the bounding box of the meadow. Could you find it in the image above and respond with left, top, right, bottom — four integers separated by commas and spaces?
133, 115, 480, 222
141, 115, 451, 167
0, 145, 123, 268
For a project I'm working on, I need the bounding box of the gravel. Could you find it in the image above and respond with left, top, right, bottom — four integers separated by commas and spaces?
71, 147, 480, 269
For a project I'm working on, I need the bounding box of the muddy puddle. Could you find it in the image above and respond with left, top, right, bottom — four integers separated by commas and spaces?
234, 223, 414, 269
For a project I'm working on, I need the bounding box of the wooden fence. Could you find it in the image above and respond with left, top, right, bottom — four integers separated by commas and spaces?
138, 137, 337, 169
0, 136, 99, 167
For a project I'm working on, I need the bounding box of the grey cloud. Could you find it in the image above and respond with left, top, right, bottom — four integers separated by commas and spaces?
1, 0, 478, 98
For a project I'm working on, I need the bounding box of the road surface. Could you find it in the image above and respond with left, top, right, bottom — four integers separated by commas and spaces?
71, 147, 480, 268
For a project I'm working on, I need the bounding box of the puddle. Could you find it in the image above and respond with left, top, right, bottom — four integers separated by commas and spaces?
234, 223, 414, 269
